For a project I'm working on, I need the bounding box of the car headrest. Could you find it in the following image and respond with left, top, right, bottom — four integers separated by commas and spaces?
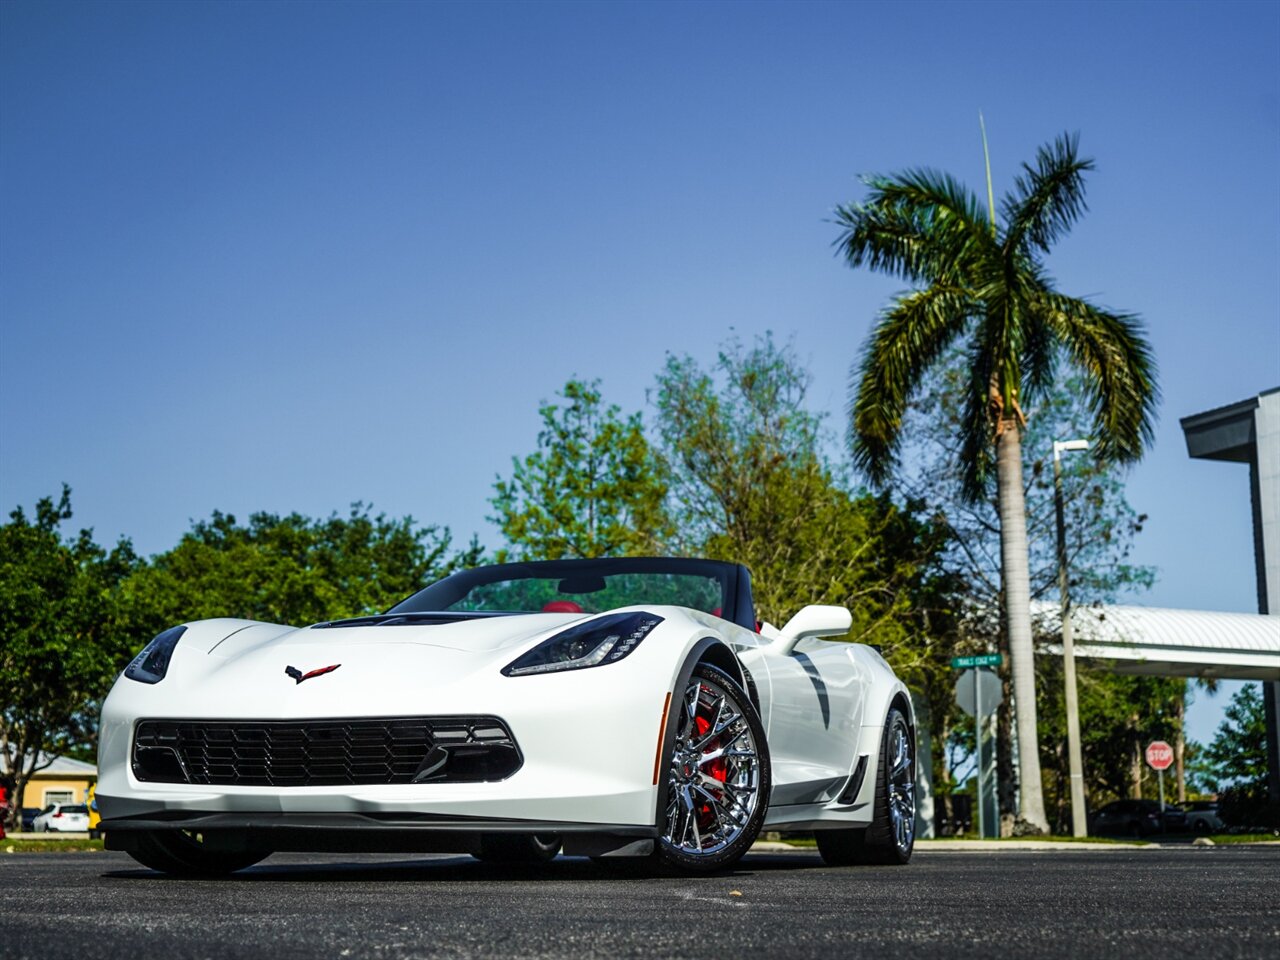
542, 600, 584, 614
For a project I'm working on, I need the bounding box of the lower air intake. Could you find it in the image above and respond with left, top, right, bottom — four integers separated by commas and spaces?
132, 717, 521, 787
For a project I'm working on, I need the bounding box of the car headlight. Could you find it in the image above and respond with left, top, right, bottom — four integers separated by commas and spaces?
502, 612, 663, 677
124, 625, 187, 684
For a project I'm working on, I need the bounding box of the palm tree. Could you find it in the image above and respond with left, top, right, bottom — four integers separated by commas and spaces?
834, 132, 1158, 831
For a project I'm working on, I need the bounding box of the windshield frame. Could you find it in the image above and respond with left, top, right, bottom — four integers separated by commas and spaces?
388, 557, 755, 630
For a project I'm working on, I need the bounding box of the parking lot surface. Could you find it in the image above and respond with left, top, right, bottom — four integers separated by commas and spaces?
1, 847, 1277, 959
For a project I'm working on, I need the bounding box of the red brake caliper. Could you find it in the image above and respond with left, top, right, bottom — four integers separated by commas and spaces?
694, 714, 728, 829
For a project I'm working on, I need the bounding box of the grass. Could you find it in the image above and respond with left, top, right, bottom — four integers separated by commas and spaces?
1203, 833, 1280, 845
4, 837, 105, 853
992, 835, 1140, 844
786, 832, 1280, 846
771, 833, 1141, 846
924, 834, 1145, 844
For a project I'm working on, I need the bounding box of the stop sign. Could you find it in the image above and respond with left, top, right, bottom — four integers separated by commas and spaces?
1145, 740, 1174, 771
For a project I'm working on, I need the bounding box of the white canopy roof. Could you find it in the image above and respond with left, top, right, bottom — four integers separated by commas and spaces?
1034, 603, 1280, 681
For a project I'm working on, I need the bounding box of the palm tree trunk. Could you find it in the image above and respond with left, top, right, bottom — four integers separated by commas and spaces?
1129, 723, 1143, 799
995, 423, 1050, 831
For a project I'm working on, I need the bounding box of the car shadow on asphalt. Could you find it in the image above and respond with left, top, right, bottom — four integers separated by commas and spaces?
101, 851, 823, 883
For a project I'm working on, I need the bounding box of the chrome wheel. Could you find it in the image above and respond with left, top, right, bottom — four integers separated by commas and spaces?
662, 673, 762, 857
886, 712, 915, 854
815, 704, 914, 866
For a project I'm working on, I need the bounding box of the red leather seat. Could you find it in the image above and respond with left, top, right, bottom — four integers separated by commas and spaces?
542, 600, 584, 614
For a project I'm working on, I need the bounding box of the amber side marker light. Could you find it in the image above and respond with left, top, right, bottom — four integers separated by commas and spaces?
652, 691, 672, 785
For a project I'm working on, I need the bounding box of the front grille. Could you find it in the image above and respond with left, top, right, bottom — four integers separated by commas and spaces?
132, 717, 521, 787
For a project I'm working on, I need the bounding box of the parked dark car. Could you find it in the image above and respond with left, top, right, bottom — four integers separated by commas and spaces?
1089, 799, 1187, 837
1180, 800, 1225, 834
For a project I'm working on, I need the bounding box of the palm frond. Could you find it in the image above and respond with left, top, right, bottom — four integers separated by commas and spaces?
834, 169, 995, 285
850, 285, 973, 485
1016, 260, 1058, 400
1001, 133, 1094, 257
1035, 292, 1160, 463
832, 198, 936, 284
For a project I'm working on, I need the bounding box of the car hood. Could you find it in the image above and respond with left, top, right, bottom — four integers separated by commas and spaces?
122, 612, 594, 718
213, 613, 587, 657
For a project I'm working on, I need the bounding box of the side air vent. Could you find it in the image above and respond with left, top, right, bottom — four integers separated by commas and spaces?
838, 754, 870, 805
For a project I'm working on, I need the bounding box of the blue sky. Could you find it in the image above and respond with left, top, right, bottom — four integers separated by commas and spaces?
2, 0, 1277, 742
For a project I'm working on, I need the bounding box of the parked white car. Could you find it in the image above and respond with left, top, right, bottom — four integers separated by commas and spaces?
98, 557, 918, 876
33, 802, 90, 832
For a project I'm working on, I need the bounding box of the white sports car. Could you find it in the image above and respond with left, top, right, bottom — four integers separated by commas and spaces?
97, 557, 917, 875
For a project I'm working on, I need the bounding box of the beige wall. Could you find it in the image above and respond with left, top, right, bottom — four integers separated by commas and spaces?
29, 776, 95, 807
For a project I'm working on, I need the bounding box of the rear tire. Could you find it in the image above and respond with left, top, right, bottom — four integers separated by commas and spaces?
126, 830, 269, 877
816, 705, 915, 866
473, 833, 562, 864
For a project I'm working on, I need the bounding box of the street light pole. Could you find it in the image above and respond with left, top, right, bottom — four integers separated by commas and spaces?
1054, 438, 1090, 838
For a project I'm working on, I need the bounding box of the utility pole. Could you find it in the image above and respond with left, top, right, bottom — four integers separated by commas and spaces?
1054, 438, 1090, 838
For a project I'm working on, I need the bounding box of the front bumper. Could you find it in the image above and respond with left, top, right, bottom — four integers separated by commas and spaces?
96, 655, 675, 829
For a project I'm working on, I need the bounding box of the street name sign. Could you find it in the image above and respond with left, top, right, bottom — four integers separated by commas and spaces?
1145, 741, 1174, 771
951, 653, 1002, 669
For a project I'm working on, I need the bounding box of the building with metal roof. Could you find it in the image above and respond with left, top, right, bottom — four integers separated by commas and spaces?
1179, 388, 1280, 803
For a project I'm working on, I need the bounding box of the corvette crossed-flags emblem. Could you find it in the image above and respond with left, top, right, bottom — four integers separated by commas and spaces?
284, 663, 341, 684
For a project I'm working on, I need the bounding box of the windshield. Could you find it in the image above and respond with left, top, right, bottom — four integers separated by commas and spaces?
389, 558, 746, 623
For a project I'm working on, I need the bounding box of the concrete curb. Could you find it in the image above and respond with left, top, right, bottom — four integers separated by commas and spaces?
914, 840, 1152, 851
750, 839, 1280, 852
748, 840, 1152, 853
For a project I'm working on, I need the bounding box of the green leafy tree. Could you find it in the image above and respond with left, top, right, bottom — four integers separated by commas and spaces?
491, 379, 672, 559
652, 334, 960, 711
1035, 661, 1184, 827
1197, 684, 1277, 829
0, 487, 139, 826
835, 132, 1159, 830
900, 353, 1161, 822
117, 504, 462, 638
1201, 684, 1268, 789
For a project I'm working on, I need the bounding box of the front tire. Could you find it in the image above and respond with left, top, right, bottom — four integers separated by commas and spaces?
656, 663, 770, 873
126, 830, 270, 877
816, 704, 915, 866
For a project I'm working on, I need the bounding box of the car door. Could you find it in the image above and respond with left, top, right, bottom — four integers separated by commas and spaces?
755, 639, 872, 806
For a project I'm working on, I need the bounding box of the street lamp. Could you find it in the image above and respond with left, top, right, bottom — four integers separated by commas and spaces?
1054, 438, 1090, 838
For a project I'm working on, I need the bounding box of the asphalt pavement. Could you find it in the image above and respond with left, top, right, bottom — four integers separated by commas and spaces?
1, 846, 1277, 959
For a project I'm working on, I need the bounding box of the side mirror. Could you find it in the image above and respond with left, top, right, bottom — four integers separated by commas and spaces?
770, 605, 852, 655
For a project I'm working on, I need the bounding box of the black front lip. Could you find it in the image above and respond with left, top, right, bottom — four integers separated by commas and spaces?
99, 811, 657, 836
99, 812, 658, 856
